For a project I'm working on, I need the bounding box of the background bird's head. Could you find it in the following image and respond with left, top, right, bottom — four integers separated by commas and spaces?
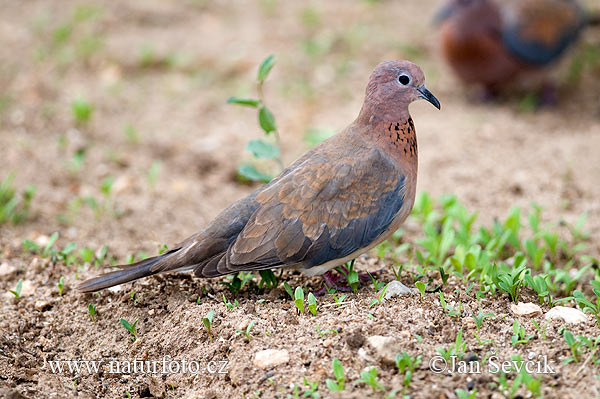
360, 60, 440, 123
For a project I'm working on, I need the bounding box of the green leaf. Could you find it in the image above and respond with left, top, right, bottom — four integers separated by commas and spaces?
237, 164, 272, 183
246, 139, 280, 160
226, 97, 260, 107
258, 106, 276, 133
257, 55, 275, 82
332, 358, 344, 386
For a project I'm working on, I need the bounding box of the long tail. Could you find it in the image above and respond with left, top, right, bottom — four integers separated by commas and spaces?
78, 252, 174, 293
589, 12, 600, 26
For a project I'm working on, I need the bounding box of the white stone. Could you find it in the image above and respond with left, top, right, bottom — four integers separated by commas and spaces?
20, 280, 36, 296
0, 262, 16, 277
545, 306, 587, 324
367, 335, 401, 365
383, 281, 412, 301
511, 302, 542, 317
253, 349, 289, 369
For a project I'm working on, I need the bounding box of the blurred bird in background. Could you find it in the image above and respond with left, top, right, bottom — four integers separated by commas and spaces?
436, 0, 599, 103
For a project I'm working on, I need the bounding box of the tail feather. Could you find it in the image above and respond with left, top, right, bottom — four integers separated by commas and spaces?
78, 253, 168, 293
589, 13, 600, 26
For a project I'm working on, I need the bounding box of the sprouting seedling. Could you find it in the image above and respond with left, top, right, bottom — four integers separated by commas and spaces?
572, 289, 600, 327
227, 55, 283, 183
88, 304, 97, 322
390, 264, 404, 281
560, 328, 582, 363
71, 97, 94, 125
315, 325, 338, 337
258, 269, 278, 291
294, 286, 305, 314
495, 264, 528, 303
455, 389, 477, 399
9, 279, 23, 298
396, 352, 422, 390
338, 260, 359, 293
147, 160, 161, 189
415, 281, 427, 300
331, 293, 347, 306
57, 276, 65, 296
203, 310, 215, 337
283, 281, 294, 300
100, 176, 114, 197
325, 358, 345, 391
369, 282, 390, 307
473, 311, 495, 334
0, 173, 36, 225
524, 273, 550, 305
511, 319, 534, 346
235, 320, 255, 342
307, 292, 317, 316
302, 378, 320, 399
120, 318, 138, 342
222, 294, 239, 310
531, 320, 547, 340
355, 366, 385, 392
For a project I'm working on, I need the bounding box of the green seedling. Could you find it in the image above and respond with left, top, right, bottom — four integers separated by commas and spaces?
222, 294, 239, 310
9, 279, 23, 298
369, 282, 390, 307
455, 388, 477, 399
202, 310, 215, 337
573, 289, 600, 326
235, 320, 255, 342
294, 286, 305, 314
355, 366, 385, 392
396, 351, 422, 390
307, 292, 317, 316
315, 325, 338, 337
228, 55, 282, 183
511, 320, 535, 346
220, 272, 253, 293
331, 293, 347, 306
283, 281, 294, 299
337, 260, 359, 293
325, 358, 345, 391
562, 328, 581, 363
494, 263, 527, 303
367, 272, 387, 291
0, 174, 36, 225
147, 160, 161, 189
301, 377, 320, 399
124, 124, 139, 144
473, 311, 495, 334
57, 276, 65, 296
390, 264, 404, 281
437, 328, 466, 361
120, 318, 138, 342
88, 304, 96, 322
71, 98, 94, 124
415, 281, 427, 299
531, 320, 547, 340
524, 273, 550, 305
395, 352, 422, 374
258, 269, 278, 290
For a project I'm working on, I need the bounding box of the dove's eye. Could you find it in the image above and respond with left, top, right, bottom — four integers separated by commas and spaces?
398, 74, 411, 85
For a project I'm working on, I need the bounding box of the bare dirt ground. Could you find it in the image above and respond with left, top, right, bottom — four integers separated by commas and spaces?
1, 0, 599, 398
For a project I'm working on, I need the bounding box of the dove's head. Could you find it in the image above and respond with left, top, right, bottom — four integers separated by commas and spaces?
359, 60, 440, 124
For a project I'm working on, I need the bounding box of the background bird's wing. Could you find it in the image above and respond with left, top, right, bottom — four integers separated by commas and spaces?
197, 146, 407, 277
500, 0, 584, 65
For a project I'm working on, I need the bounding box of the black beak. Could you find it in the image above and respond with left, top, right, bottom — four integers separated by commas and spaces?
417, 86, 441, 110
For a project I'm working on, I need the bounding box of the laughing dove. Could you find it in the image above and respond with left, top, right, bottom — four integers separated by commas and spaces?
78, 60, 440, 293
437, 0, 597, 96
